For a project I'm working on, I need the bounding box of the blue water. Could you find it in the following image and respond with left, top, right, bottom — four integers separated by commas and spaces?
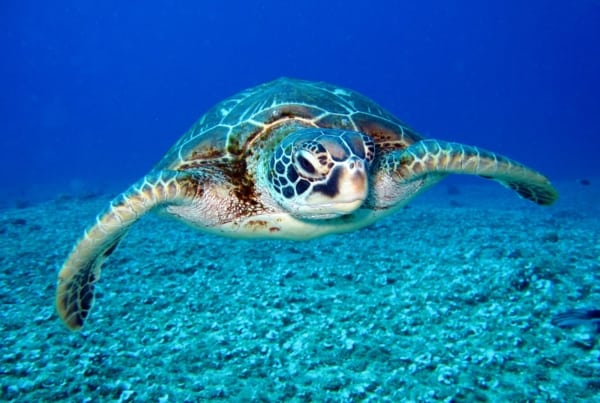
2, 3, 600, 400
2, 1, 599, 205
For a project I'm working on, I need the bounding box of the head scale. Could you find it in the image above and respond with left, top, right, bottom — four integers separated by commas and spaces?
267, 128, 375, 218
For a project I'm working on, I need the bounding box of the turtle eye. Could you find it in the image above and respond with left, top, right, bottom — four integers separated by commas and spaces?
298, 154, 315, 174
294, 150, 322, 178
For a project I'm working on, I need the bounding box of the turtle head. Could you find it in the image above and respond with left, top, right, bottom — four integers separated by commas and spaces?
267, 128, 375, 219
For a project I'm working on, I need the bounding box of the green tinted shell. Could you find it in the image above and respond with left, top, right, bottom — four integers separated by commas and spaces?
155, 77, 422, 172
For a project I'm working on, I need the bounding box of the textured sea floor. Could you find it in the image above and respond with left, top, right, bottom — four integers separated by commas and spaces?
1, 179, 599, 402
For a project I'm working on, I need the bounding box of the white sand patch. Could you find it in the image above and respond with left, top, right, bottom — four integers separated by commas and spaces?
1, 180, 598, 401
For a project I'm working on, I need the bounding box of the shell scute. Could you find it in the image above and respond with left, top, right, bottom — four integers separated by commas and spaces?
156, 78, 423, 171
351, 112, 421, 151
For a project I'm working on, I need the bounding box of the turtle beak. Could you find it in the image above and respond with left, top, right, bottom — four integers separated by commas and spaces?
331, 157, 369, 213
305, 157, 369, 216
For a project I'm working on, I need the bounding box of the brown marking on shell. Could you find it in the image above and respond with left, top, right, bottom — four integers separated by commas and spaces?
227, 117, 312, 159
183, 126, 230, 162
226, 120, 263, 156
190, 147, 222, 161
351, 113, 420, 151
315, 113, 356, 130
182, 106, 319, 169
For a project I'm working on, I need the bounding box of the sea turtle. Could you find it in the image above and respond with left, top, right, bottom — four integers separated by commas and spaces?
56, 77, 558, 330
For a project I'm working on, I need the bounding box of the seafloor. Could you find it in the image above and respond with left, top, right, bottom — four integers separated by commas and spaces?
1, 179, 599, 402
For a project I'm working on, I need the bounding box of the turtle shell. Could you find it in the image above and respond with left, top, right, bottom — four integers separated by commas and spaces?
155, 77, 423, 171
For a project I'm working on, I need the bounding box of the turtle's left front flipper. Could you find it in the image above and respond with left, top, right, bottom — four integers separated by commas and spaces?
56, 171, 201, 330
375, 139, 558, 206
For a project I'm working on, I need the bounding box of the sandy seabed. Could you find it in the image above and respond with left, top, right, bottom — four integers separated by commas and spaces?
1, 179, 599, 402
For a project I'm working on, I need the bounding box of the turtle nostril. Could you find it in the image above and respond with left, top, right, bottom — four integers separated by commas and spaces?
348, 159, 364, 171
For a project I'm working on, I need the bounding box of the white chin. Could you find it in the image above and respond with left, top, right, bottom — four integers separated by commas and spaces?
298, 199, 364, 219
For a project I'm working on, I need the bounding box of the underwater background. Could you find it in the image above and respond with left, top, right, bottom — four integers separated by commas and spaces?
2, 0, 600, 204
1, 1, 600, 402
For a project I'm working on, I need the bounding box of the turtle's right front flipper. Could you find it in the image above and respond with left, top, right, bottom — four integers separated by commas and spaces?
373, 139, 558, 208
56, 171, 200, 330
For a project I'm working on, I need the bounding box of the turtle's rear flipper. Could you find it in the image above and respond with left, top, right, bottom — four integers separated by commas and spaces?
384, 139, 558, 205
56, 171, 198, 330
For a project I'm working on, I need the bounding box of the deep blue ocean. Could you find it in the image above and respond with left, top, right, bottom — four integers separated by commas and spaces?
2, 1, 599, 204
2, 2, 600, 401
